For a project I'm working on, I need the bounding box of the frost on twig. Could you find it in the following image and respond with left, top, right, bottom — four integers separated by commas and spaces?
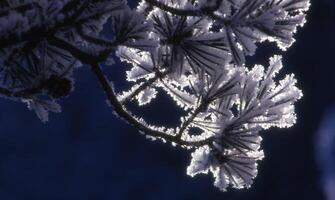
0, 0, 309, 192
219, 0, 310, 65
186, 56, 302, 191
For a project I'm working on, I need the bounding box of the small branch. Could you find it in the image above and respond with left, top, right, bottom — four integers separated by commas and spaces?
176, 100, 208, 138
120, 71, 167, 104
90, 62, 213, 147
145, 0, 202, 16
145, 0, 229, 23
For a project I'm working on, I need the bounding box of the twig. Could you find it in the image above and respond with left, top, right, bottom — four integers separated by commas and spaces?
120, 71, 167, 104
145, 0, 203, 16
90, 62, 213, 147
145, 0, 229, 23
176, 100, 209, 138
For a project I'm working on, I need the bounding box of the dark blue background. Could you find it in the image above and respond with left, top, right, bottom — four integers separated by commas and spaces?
0, 0, 334, 199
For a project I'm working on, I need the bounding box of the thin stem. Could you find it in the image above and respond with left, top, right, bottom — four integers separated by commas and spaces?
145, 0, 202, 16
145, 0, 229, 23
90, 62, 213, 147
120, 70, 167, 104
177, 100, 208, 138
121, 76, 158, 104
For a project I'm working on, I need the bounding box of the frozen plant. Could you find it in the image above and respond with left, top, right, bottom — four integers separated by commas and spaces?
0, 0, 310, 191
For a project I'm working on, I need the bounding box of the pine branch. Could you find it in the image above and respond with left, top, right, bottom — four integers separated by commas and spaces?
0, 0, 309, 192
176, 99, 210, 138
90, 62, 213, 147
120, 70, 166, 104
145, 0, 228, 23
145, 0, 202, 16
0, 1, 123, 48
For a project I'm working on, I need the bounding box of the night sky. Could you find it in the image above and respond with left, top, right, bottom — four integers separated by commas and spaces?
0, 0, 334, 199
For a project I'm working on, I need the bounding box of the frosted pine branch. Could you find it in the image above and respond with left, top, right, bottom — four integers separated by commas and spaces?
0, 0, 310, 192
